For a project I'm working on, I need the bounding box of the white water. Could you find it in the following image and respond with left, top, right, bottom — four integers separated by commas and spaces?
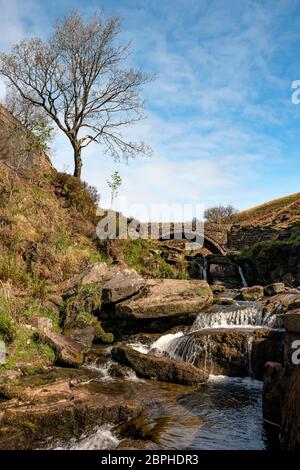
85, 359, 142, 382
238, 266, 248, 287
190, 303, 265, 331
247, 336, 254, 377
55, 424, 120, 450
129, 332, 184, 356
149, 332, 184, 354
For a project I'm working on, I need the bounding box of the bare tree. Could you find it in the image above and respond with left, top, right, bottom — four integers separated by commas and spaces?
0, 11, 153, 178
4, 87, 50, 130
204, 205, 238, 223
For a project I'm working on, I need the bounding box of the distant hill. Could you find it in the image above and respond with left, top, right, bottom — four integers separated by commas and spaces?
228, 193, 300, 229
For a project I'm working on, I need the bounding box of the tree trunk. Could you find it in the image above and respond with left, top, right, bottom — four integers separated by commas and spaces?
73, 146, 82, 179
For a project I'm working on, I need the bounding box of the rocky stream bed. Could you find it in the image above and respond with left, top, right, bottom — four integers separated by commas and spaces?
0, 260, 299, 450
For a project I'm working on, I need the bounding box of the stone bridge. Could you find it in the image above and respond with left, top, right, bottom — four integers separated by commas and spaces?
150, 222, 230, 255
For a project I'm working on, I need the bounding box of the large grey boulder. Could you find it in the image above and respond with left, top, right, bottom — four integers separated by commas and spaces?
102, 267, 145, 304
115, 279, 213, 322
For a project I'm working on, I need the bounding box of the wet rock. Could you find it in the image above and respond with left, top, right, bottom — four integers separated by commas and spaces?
64, 325, 95, 350
280, 366, 300, 449
264, 283, 285, 297
112, 280, 212, 332
0, 368, 141, 449
207, 255, 242, 288
263, 362, 286, 425
28, 316, 84, 367
263, 291, 300, 316
102, 267, 145, 304
241, 285, 264, 301
169, 328, 284, 380
211, 285, 227, 294
111, 346, 208, 385
282, 311, 300, 333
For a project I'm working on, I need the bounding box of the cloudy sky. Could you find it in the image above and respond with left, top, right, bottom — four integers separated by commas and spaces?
1, 0, 300, 220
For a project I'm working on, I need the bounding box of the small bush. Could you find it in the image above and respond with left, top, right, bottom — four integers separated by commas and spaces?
53, 172, 100, 222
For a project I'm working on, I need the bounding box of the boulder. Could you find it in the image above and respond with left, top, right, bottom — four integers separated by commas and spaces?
111, 346, 209, 385
207, 255, 242, 288
282, 311, 300, 333
264, 282, 285, 297
29, 318, 84, 367
102, 267, 145, 304
263, 362, 286, 425
263, 291, 300, 316
241, 285, 264, 301
113, 279, 213, 332
280, 366, 300, 449
166, 328, 284, 379
40, 330, 84, 367
64, 325, 95, 350
63, 262, 109, 292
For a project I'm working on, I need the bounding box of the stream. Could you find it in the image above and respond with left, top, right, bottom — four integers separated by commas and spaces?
55, 300, 280, 450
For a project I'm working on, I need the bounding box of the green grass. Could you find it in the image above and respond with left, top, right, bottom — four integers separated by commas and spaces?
123, 239, 189, 279
3, 325, 55, 369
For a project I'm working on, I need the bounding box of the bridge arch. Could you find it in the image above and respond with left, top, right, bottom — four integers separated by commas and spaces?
159, 231, 227, 255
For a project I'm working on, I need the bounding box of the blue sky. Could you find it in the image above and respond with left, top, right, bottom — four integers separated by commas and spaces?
1, 0, 300, 219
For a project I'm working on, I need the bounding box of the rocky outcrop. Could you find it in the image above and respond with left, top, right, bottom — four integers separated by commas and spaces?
111, 346, 209, 385
102, 267, 145, 304
167, 328, 284, 380
107, 279, 212, 333
0, 368, 141, 449
282, 311, 300, 333
264, 282, 285, 296
280, 367, 300, 450
63, 262, 145, 304
241, 285, 264, 301
263, 292, 300, 449
263, 362, 286, 425
206, 255, 242, 287
242, 243, 300, 287
262, 291, 300, 316
29, 317, 85, 367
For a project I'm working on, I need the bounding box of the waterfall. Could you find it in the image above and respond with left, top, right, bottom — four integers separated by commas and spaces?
165, 334, 201, 364
247, 336, 254, 377
237, 265, 248, 287
190, 303, 264, 331
203, 256, 208, 281
148, 332, 183, 355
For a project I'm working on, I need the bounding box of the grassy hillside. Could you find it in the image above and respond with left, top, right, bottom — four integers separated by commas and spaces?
0, 163, 189, 370
228, 192, 300, 226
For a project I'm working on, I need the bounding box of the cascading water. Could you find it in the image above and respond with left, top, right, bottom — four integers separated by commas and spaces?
247, 336, 254, 378
190, 303, 265, 331
203, 256, 208, 281
237, 265, 248, 287
158, 300, 280, 377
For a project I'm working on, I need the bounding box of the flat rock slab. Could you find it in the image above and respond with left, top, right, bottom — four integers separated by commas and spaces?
115, 279, 213, 320
0, 368, 141, 450
111, 345, 209, 385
